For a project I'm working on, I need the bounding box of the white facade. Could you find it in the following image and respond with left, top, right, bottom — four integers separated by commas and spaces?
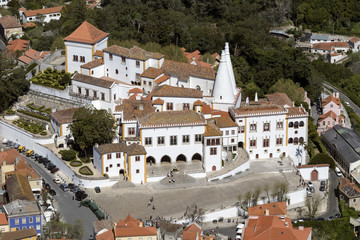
203, 136, 222, 172
220, 126, 238, 153
298, 165, 329, 181
127, 154, 146, 184
0, 0, 10, 7
21, 10, 61, 24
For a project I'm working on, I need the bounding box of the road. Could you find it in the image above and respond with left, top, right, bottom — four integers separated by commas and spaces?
319, 171, 339, 219
6, 145, 98, 240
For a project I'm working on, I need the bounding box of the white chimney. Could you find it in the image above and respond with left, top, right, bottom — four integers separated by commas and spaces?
224, 42, 237, 94
212, 50, 234, 104
245, 97, 249, 106
255, 92, 258, 102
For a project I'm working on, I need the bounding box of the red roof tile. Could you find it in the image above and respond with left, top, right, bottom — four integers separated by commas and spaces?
6, 39, 29, 52
349, 37, 360, 44
22, 6, 63, 17
0, 213, 8, 225
129, 88, 143, 94
161, 60, 216, 80
24, 22, 36, 28
0, 149, 25, 166
141, 67, 164, 79
0, 15, 22, 28
248, 202, 287, 216
152, 98, 164, 105
96, 229, 114, 240
64, 21, 109, 44
18, 55, 33, 64
322, 94, 341, 108
312, 42, 349, 51
155, 74, 169, 84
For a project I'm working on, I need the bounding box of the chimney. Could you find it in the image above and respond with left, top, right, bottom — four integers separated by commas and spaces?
139, 221, 143, 227
299, 226, 304, 230
284, 222, 289, 227
15, 156, 21, 165
245, 97, 249, 106
255, 92, 258, 102
265, 209, 269, 216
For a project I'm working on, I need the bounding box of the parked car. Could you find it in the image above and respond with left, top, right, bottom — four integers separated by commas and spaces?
18, 146, 25, 152
319, 185, 325, 191
346, 101, 350, 106
44, 183, 51, 190
212, 219, 217, 223
53, 178, 61, 184
26, 150, 34, 157
316, 217, 325, 220
38, 158, 44, 164
50, 168, 59, 174
307, 181, 314, 188
335, 167, 343, 177
218, 217, 224, 222
320, 180, 326, 186
47, 164, 56, 170
49, 189, 56, 196
75, 190, 88, 201
335, 213, 341, 218
94, 186, 101, 193
60, 183, 69, 192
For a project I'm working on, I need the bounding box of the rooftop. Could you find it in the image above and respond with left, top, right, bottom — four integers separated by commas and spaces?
266, 92, 293, 107
3, 199, 40, 217
6, 173, 35, 202
64, 21, 109, 44
151, 85, 203, 98
114, 99, 155, 121
0, 15, 22, 28
232, 104, 286, 116
213, 116, 238, 128
139, 110, 206, 127
81, 58, 103, 69
312, 42, 349, 50
322, 94, 341, 108
22, 6, 63, 17
51, 108, 79, 124
155, 75, 170, 84
339, 177, 360, 199
141, 67, 164, 79
6, 39, 29, 52
248, 202, 287, 216
96, 229, 115, 240
0, 213, 8, 225
203, 122, 222, 137
103, 45, 163, 61
115, 215, 157, 237
93, 219, 114, 234
95, 142, 128, 155
0, 148, 25, 166
1, 228, 37, 240
72, 73, 114, 88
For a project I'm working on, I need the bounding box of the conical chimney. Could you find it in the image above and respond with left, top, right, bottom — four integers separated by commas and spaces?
225, 42, 237, 94
212, 50, 234, 104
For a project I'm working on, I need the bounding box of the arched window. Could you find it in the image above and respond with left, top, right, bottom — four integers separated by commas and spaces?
299, 121, 304, 127
115, 69, 119, 74
294, 121, 299, 129
299, 137, 304, 143
288, 138, 293, 144
288, 122, 293, 127
294, 137, 299, 145
196, 85, 201, 91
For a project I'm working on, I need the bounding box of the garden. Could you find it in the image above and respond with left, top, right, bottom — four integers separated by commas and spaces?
59, 149, 94, 176
12, 119, 47, 136
31, 68, 72, 90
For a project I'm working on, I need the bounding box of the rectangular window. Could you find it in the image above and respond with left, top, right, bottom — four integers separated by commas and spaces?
36, 216, 40, 222
107, 154, 112, 160
136, 60, 140, 67
114, 94, 116, 100
136, 169, 140, 173
93, 91, 97, 98
15, 219, 19, 225
135, 156, 140, 161
85, 89, 89, 97
128, 127, 135, 135
122, 57, 126, 64
78, 87, 81, 94
263, 123, 270, 131
166, 102, 173, 110
158, 136, 165, 145
183, 103, 190, 110
210, 147, 217, 155
276, 121, 283, 129
144, 80, 147, 85
263, 139, 270, 147
250, 124, 257, 131
195, 134, 202, 143
29, 217, 33, 223
73, 55, 78, 62
276, 138, 283, 145
182, 135, 190, 144
110, 164, 113, 168
22, 218, 26, 224
80, 56, 85, 63
109, 54, 113, 60
106, 167, 108, 172
149, 81, 152, 86
239, 126, 245, 133
36, 225, 40, 230
226, 130, 229, 135
136, 73, 141, 81
145, 137, 152, 146
231, 130, 235, 135
101, 92, 105, 101
170, 136, 177, 145
116, 153, 121, 158
117, 163, 120, 167
231, 139, 235, 143
250, 140, 256, 147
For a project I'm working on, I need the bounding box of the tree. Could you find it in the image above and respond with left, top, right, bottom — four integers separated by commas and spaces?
44, 219, 84, 239
252, 186, 262, 206
184, 203, 205, 223
69, 107, 115, 154
263, 184, 271, 203
270, 78, 305, 103
271, 181, 289, 202
309, 153, 335, 170
305, 194, 323, 220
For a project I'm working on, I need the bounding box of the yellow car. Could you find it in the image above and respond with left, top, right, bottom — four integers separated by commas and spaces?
18, 146, 25, 152
26, 150, 34, 157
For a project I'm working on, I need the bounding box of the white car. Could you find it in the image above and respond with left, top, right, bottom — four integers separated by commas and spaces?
53, 178, 61, 184
345, 101, 350, 106
335, 167, 343, 177
307, 181, 314, 188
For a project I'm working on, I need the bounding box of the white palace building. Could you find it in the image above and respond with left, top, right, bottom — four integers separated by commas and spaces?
58, 21, 309, 184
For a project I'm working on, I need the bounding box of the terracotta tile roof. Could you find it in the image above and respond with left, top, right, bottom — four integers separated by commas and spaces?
195, 61, 212, 68
95, 142, 128, 155
64, 21, 109, 44
81, 58, 103, 69
51, 108, 79, 124
96, 229, 115, 240
22, 6, 63, 17
233, 104, 286, 116
322, 94, 341, 108
0, 15, 22, 28
94, 50, 104, 57
104, 45, 164, 60
128, 93, 141, 100
0, 213, 8, 225
139, 110, 206, 127
18, 55, 33, 64
24, 22, 36, 28
184, 223, 202, 234
127, 143, 146, 156
152, 98, 164, 105
72, 73, 114, 88
248, 202, 287, 216
114, 99, 155, 121
318, 110, 338, 121
287, 106, 307, 116
214, 116, 238, 128
202, 105, 229, 117
194, 100, 204, 106
100, 76, 132, 86
129, 88, 143, 94
0, 149, 25, 166
141, 67, 164, 78
21, 48, 51, 61
151, 85, 203, 98
6, 39, 29, 52
312, 42, 349, 50
203, 122, 222, 137
161, 60, 216, 80
1, 228, 37, 240
183, 231, 198, 240
5, 173, 35, 202
297, 164, 329, 169
6, 168, 40, 180
339, 177, 360, 199
93, 220, 114, 234
266, 92, 293, 107
243, 216, 311, 240
155, 74, 169, 84
350, 37, 360, 44
184, 50, 201, 62
115, 226, 157, 237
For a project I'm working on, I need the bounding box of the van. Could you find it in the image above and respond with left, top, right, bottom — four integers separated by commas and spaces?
18, 146, 25, 152
26, 150, 34, 157
60, 183, 69, 192
335, 167, 343, 177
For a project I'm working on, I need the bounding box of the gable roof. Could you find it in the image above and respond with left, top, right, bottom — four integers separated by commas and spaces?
81, 58, 103, 69
18, 55, 33, 64
127, 143, 146, 156
350, 37, 360, 44
22, 6, 63, 17
1, 227, 37, 240
72, 73, 114, 88
155, 74, 170, 84
95, 142, 128, 155
266, 93, 293, 107
96, 229, 115, 240
161, 60, 216, 81
3, 199, 40, 217
322, 94, 341, 108
6, 39, 29, 52
203, 122, 222, 137
141, 67, 164, 79
248, 202, 287, 216
64, 21, 109, 44
115, 215, 157, 237
214, 116, 238, 128
312, 42, 349, 50
6, 173, 35, 202
339, 177, 360, 199
114, 99, 155, 121
129, 88, 143, 94
51, 108, 79, 124
232, 104, 286, 116
0, 148, 25, 166
152, 98, 164, 105
103, 45, 163, 61
151, 85, 203, 98
94, 50, 104, 57
0, 213, 8, 225
0, 15, 22, 28
318, 110, 338, 121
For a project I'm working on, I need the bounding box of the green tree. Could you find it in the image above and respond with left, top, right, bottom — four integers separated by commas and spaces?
69, 107, 115, 154
309, 153, 335, 170
270, 78, 305, 103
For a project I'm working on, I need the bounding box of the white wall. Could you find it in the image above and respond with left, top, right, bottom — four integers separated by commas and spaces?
23, 12, 61, 24
72, 80, 112, 102
30, 84, 71, 100
220, 126, 238, 152
203, 137, 222, 172
66, 41, 93, 73
298, 166, 329, 181
102, 151, 125, 177
209, 158, 250, 181
189, 76, 214, 96
0, 0, 10, 7
155, 96, 201, 111
128, 155, 146, 184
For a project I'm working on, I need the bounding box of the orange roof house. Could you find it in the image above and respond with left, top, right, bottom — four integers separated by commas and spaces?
180, 223, 214, 240
248, 202, 287, 217
64, 21, 109, 44
0, 148, 25, 166
6, 39, 29, 52
114, 215, 157, 238
21, 6, 63, 17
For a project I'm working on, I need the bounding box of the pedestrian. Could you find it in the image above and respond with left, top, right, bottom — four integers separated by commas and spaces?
153, 206, 155, 210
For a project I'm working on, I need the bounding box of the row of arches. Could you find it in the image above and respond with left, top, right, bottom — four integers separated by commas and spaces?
288, 121, 305, 128
288, 137, 304, 144
146, 153, 202, 164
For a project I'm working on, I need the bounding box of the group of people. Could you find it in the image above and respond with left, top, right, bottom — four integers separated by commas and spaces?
167, 171, 176, 183
147, 196, 155, 210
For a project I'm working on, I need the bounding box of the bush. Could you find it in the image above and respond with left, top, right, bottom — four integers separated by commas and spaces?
30, 68, 71, 90
17, 110, 50, 121
103, 173, 109, 178
5, 109, 15, 115
79, 166, 93, 175
59, 149, 77, 161
70, 160, 82, 167
309, 153, 335, 169
40, 131, 47, 136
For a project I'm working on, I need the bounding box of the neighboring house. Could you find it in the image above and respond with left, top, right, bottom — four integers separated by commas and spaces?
243, 202, 312, 240
19, 6, 63, 24
0, 212, 9, 233
158, 220, 182, 240
181, 47, 220, 68
210, 116, 239, 153
5, 173, 35, 202
18, 48, 51, 66
114, 215, 157, 240
0, 15, 23, 40
317, 110, 344, 132
349, 37, 360, 52
0, 0, 10, 7
0, 227, 37, 240
326, 52, 347, 63
50, 108, 79, 137
3, 199, 42, 235
322, 125, 360, 175
6, 39, 30, 53
297, 164, 329, 181
339, 178, 360, 211
311, 42, 350, 55
93, 219, 114, 238
0, 149, 25, 184
310, 33, 346, 46
322, 93, 341, 116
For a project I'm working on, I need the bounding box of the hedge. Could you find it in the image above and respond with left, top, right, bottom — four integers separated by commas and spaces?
79, 166, 93, 175
14, 120, 45, 134
59, 149, 77, 161
70, 160, 83, 167
79, 156, 91, 163
5, 109, 15, 115
17, 110, 50, 121
27, 103, 52, 114
25, 62, 38, 74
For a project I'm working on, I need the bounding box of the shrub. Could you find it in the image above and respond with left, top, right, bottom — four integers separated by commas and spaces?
309, 153, 335, 169
6, 109, 15, 115
17, 110, 50, 121
70, 160, 83, 167
103, 173, 109, 178
79, 156, 91, 163
40, 131, 47, 136
59, 149, 77, 161
79, 166, 93, 175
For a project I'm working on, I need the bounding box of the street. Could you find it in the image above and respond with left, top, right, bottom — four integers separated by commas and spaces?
319, 171, 339, 219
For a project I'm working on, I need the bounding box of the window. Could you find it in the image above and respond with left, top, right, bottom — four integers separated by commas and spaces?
239, 126, 245, 133
73, 55, 78, 62
36, 216, 40, 222
299, 121, 304, 127
136, 169, 140, 173
225, 130, 229, 135
85, 89, 89, 97
210, 147, 217, 155
276, 121, 283, 129
231, 130, 235, 135
135, 156, 140, 161
117, 164, 120, 167
93, 91, 97, 99
22, 226, 26, 229
136, 60, 140, 67
114, 94, 117, 100
170, 136, 177, 145
78, 87, 81, 94
250, 124, 257, 131
15, 219, 19, 225
195, 134, 202, 143
294, 121, 299, 129
330, 104, 333, 108
250, 140, 256, 147
101, 92, 105, 101
91, 70, 94, 75
116, 153, 121, 158
136, 73, 141, 81
183, 135, 190, 144
115, 69, 118, 74
144, 80, 147, 85
109, 54, 113, 60
145, 137, 152, 146
263, 139, 270, 147
29, 217, 33, 223
231, 139, 235, 143
288, 138, 293, 144
263, 123, 270, 131
36, 225, 40, 230
288, 122, 293, 127
207, 138, 220, 146
22, 218, 26, 224
183, 103, 190, 110
276, 138, 283, 145
149, 81, 152, 86
110, 164, 113, 168
128, 127, 135, 135
294, 137, 299, 145
148, 238, 152, 240
80, 56, 85, 63
122, 57, 126, 64
106, 167, 108, 172
107, 154, 112, 160
166, 102, 173, 110
299, 137, 304, 143
158, 136, 165, 145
